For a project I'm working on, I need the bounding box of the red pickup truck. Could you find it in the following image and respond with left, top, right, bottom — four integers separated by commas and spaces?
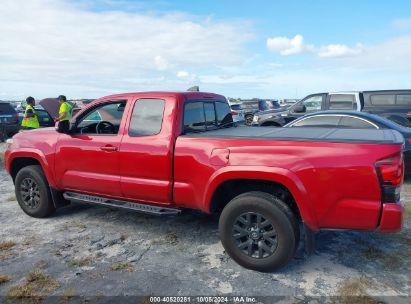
4, 91, 405, 271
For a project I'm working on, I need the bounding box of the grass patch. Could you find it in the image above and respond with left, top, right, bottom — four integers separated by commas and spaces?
151, 232, 178, 245
110, 261, 133, 272
7, 270, 59, 300
405, 201, 411, 219
336, 277, 375, 304
0, 274, 11, 284
5, 195, 16, 202
0, 240, 17, 260
67, 256, 93, 267
361, 244, 409, 270
75, 223, 87, 230
0, 240, 17, 251
62, 287, 76, 302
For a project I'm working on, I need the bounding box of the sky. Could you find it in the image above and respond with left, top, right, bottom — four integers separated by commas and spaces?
0, 0, 410, 100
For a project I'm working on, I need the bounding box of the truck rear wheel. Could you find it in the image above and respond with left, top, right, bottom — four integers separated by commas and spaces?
15, 165, 55, 218
219, 191, 299, 272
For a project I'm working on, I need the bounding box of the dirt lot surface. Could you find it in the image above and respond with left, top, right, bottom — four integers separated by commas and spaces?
0, 143, 410, 302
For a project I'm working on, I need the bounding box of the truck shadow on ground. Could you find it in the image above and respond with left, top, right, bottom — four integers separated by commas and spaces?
49, 202, 411, 275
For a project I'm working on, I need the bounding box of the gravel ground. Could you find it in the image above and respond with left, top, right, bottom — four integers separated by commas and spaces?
0, 143, 410, 302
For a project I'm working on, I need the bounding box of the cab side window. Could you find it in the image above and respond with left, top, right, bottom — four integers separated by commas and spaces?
329, 94, 356, 110
184, 102, 206, 132
183, 101, 233, 133
76, 101, 126, 135
129, 99, 165, 136
297, 95, 323, 113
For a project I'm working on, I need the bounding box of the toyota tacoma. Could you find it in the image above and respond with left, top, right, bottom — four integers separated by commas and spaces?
4, 91, 405, 271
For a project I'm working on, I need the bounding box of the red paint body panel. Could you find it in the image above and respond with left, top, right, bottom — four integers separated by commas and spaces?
378, 203, 404, 233
4, 91, 404, 234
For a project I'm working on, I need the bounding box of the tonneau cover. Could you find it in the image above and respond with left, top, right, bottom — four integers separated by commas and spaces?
183, 126, 404, 144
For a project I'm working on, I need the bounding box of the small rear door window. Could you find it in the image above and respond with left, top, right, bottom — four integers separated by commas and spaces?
184, 102, 206, 132
396, 95, 411, 105
216, 102, 233, 127
370, 94, 395, 105
204, 102, 216, 129
329, 94, 356, 110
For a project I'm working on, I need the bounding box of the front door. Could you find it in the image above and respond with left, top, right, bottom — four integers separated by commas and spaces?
286, 94, 326, 124
54, 100, 128, 198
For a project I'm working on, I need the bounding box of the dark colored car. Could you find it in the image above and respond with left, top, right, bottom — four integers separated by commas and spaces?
285, 110, 411, 177
241, 99, 281, 125
253, 90, 411, 127
362, 90, 411, 126
0, 102, 19, 138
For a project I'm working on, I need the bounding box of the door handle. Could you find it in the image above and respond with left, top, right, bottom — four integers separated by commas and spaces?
100, 145, 118, 152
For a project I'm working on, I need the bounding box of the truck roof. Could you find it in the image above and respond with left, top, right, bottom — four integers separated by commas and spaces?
93, 91, 226, 101
184, 126, 404, 145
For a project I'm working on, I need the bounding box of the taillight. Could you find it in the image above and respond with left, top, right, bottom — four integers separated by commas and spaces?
231, 111, 238, 116
408, 139, 411, 144
407, 111, 411, 116
375, 153, 404, 203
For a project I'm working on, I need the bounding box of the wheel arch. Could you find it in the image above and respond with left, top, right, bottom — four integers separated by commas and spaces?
204, 167, 318, 231
8, 150, 56, 187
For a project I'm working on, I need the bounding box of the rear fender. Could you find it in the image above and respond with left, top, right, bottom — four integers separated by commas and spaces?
204, 166, 319, 231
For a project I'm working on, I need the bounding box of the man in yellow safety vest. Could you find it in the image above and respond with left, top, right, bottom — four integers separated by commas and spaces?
55, 95, 73, 133
21, 96, 40, 130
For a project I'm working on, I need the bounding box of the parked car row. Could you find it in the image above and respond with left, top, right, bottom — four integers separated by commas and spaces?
0, 100, 86, 139
231, 99, 282, 126
283, 110, 411, 176
252, 90, 411, 127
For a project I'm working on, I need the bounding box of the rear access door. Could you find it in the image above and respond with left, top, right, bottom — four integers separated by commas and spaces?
118, 95, 176, 205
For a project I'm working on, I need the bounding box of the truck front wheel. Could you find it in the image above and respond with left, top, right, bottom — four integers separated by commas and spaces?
15, 165, 55, 218
219, 191, 299, 272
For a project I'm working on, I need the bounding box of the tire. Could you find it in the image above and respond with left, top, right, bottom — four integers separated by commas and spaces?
245, 115, 253, 126
219, 191, 299, 272
15, 165, 55, 218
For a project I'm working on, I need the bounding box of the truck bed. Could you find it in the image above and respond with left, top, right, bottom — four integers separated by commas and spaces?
183, 126, 404, 144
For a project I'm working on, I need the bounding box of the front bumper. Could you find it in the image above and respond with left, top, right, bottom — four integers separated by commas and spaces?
378, 202, 404, 233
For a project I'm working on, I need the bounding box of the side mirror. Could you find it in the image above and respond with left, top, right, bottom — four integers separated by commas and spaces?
55, 120, 72, 134
293, 104, 306, 113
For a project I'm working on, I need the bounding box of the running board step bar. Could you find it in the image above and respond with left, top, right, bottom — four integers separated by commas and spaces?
63, 192, 181, 216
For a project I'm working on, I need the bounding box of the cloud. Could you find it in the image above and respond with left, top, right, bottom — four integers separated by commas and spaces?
154, 56, 172, 71
318, 43, 363, 58
266, 34, 312, 55
267, 34, 362, 58
176, 70, 199, 83
0, 0, 252, 99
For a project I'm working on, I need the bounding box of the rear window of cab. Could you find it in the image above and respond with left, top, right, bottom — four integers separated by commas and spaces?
183, 100, 233, 133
